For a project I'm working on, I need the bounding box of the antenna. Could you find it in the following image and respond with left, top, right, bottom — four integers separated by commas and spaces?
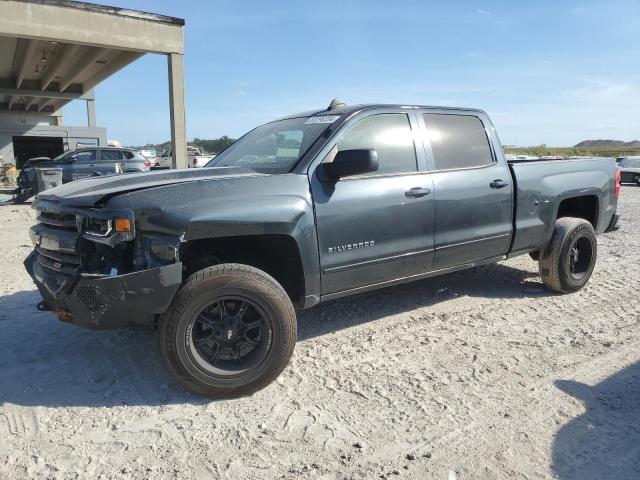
327, 98, 346, 111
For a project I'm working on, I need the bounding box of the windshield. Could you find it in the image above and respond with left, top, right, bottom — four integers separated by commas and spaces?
206, 117, 333, 173
51, 151, 72, 161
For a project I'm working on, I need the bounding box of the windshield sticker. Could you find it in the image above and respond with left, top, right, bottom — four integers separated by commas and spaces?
305, 115, 341, 124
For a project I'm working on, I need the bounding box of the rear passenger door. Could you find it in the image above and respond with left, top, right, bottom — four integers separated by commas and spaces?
98, 149, 124, 173
419, 112, 513, 269
311, 111, 436, 295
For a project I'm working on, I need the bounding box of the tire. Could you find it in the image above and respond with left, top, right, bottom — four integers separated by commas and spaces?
538, 218, 597, 293
159, 263, 297, 399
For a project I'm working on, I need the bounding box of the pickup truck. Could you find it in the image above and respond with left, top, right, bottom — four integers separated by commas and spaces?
153, 146, 215, 169
24, 101, 621, 399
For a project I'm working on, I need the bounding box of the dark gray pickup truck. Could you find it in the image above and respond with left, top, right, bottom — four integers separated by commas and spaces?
25, 101, 621, 398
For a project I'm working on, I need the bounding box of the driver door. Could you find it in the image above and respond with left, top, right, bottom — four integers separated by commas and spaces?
310, 111, 435, 296
67, 149, 97, 180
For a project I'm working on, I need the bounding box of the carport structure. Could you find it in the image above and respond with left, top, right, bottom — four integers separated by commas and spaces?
0, 0, 187, 168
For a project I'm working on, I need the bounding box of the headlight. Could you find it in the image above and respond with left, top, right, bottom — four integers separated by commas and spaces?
82, 211, 135, 245
85, 218, 112, 236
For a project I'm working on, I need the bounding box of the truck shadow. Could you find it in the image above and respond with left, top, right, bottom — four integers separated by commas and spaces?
0, 290, 205, 408
552, 362, 640, 479
0, 261, 546, 407
298, 261, 548, 340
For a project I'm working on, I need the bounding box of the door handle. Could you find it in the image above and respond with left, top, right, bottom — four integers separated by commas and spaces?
405, 187, 431, 198
490, 179, 508, 189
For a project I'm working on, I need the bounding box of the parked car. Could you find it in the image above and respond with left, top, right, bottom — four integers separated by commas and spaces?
138, 149, 157, 159
617, 156, 640, 185
25, 101, 620, 399
15, 147, 151, 200
153, 146, 216, 169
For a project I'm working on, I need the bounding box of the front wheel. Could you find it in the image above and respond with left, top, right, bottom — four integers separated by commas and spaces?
538, 218, 597, 293
159, 263, 297, 399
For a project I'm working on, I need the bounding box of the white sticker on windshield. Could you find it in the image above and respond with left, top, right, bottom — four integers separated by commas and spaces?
304, 115, 341, 124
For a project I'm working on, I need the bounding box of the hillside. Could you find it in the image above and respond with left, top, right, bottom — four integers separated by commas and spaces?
574, 139, 640, 148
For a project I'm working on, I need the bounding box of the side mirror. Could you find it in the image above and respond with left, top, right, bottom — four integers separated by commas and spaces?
322, 149, 378, 179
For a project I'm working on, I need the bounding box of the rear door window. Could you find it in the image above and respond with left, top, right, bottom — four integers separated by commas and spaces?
337, 113, 417, 175
423, 114, 494, 170
621, 158, 640, 168
100, 150, 124, 162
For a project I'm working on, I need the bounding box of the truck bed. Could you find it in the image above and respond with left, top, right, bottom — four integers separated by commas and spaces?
508, 157, 618, 255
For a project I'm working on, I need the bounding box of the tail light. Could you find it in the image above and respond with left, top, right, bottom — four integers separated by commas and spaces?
143, 160, 151, 169
615, 169, 621, 199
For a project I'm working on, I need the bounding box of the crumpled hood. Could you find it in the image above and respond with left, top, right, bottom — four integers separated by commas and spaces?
36, 167, 259, 207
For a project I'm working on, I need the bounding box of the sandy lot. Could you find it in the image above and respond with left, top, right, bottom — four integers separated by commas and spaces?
1, 187, 639, 480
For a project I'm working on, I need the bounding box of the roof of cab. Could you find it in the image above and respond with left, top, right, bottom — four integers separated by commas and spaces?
276, 102, 486, 121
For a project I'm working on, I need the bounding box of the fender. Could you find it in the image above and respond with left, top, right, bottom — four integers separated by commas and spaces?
105, 173, 322, 307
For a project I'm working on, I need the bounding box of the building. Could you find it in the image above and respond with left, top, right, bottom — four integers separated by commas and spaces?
0, 0, 187, 168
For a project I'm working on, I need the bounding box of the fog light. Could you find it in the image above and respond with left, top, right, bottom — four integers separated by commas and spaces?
114, 218, 132, 232
30, 228, 41, 246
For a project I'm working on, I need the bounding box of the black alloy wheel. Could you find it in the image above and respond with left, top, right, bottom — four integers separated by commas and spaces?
188, 297, 270, 376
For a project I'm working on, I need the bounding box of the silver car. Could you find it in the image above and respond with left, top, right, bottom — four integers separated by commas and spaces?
15, 147, 151, 201
617, 157, 640, 185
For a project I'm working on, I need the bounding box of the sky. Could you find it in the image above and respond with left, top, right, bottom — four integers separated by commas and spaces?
63, 0, 640, 147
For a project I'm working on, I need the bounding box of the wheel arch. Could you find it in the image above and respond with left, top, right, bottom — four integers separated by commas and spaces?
179, 234, 309, 308
555, 194, 599, 229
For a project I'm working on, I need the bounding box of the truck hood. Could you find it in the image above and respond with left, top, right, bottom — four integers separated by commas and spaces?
37, 167, 259, 207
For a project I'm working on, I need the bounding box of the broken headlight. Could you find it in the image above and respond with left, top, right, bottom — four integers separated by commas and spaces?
82, 211, 135, 245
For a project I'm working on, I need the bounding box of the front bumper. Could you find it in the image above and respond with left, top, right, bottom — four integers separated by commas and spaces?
25, 251, 183, 330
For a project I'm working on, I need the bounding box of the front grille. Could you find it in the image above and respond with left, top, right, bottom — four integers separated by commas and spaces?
34, 208, 82, 278
38, 211, 77, 232
35, 246, 81, 275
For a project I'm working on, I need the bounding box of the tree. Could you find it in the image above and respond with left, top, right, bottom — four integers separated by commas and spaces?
191, 136, 236, 154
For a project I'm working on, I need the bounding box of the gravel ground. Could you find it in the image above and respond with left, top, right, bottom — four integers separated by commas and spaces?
1, 187, 639, 480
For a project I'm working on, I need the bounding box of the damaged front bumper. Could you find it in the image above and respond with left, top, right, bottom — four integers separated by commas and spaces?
25, 251, 183, 330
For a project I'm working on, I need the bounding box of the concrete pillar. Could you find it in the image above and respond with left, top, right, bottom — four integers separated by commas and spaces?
86, 96, 96, 128
168, 53, 187, 169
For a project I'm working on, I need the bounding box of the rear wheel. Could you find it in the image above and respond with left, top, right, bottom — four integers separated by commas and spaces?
538, 218, 597, 293
159, 263, 296, 399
